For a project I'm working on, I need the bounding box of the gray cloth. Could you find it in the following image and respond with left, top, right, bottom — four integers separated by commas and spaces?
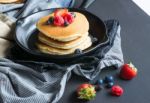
0, 12, 15, 57
0, 0, 74, 19
0, 20, 124, 103
0, 58, 72, 103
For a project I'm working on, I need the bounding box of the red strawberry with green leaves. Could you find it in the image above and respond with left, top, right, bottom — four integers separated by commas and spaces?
77, 83, 96, 100
120, 62, 137, 80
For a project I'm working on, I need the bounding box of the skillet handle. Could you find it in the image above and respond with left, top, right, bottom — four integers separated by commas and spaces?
79, 0, 96, 9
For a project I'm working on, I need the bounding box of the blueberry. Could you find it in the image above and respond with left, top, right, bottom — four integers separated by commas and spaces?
96, 79, 104, 85
47, 17, 54, 25
47, 20, 51, 25
74, 49, 82, 54
92, 37, 98, 44
95, 85, 103, 91
104, 76, 114, 83
106, 82, 114, 88
64, 21, 69, 26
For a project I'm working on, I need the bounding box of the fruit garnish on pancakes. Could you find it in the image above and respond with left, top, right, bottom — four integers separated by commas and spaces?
54, 9, 68, 17
47, 9, 76, 26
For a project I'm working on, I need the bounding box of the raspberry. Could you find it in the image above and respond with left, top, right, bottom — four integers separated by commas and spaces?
63, 13, 74, 24
106, 82, 114, 88
111, 85, 124, 96
53, 15, 64, 26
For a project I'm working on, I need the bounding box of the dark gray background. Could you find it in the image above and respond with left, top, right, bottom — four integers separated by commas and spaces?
59, 0, 150, 103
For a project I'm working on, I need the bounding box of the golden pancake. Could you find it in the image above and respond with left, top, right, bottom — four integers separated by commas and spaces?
38, 32, 88, 49
0, 0, 23, 3
37, 36, 92, 55
36, 12, 89, 42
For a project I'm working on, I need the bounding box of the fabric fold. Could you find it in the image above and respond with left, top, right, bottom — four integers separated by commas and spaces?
0, 20, 124, 103
0, 58, 71, 103
0, 0, 74, 19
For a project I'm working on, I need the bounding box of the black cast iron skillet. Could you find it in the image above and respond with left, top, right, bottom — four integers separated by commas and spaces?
15, 0, 108, 62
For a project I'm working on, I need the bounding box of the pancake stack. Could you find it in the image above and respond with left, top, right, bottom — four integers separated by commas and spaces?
36, 10, 92, 55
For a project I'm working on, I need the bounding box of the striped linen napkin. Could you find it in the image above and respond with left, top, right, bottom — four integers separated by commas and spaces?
0, 20, 124, 103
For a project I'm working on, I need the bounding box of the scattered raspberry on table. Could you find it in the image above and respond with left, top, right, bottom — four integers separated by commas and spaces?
111, 85, 124, 96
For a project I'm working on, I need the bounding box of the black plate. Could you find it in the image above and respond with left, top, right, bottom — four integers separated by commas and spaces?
15, 1, 108, 62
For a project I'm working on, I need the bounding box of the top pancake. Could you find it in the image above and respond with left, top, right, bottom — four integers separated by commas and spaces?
0, 0, 23, 3
36, 12, 89, 42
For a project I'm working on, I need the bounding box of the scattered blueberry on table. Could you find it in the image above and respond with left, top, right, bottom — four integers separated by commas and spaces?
104, 75, 114, 83
96, 79, 104, 85
106, 82, 114, 88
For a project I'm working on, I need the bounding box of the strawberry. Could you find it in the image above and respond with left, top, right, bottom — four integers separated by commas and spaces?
111, 85, 124, 96
120, 62, 137, 80
53, 15, 64, 26
54, 9, 68, 17
77, 83, 96, 100
63, 12, 74, 24
53, 9, 75, 26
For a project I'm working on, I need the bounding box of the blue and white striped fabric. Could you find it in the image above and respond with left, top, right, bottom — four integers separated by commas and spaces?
0, 20, 124, 103
0, 58, 73, 103
0, 0, 74, 19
